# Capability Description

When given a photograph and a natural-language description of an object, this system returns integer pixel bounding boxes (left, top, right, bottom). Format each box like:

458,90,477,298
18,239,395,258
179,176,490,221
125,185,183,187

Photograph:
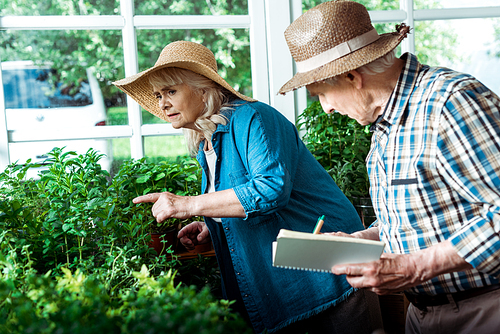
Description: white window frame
1,0,499,170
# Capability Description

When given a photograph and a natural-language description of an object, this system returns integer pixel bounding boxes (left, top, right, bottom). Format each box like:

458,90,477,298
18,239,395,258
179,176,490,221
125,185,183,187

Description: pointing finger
133,193,161,204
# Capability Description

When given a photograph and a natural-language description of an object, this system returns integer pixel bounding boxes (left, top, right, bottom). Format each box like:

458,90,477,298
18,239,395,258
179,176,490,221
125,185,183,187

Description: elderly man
279,1,500,333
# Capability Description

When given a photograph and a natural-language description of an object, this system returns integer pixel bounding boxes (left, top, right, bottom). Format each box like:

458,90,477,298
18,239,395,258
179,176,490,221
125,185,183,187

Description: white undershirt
204,147,222,223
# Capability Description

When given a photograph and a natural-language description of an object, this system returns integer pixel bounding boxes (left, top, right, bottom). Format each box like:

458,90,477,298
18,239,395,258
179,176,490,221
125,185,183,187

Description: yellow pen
313,215,325,234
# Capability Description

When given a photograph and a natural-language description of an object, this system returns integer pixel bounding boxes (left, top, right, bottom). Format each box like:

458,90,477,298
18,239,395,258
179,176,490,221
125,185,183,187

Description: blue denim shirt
196,100,364,333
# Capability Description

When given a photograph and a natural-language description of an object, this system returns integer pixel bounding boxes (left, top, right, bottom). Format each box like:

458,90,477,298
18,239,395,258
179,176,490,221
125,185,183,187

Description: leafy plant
175,254,222,298
297,101,373,202
0,148,178,278
0,261,250,333
0,148,249,333
111,156,202,234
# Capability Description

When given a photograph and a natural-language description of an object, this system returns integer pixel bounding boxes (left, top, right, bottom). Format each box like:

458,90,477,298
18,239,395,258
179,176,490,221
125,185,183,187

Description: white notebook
272,229,385,273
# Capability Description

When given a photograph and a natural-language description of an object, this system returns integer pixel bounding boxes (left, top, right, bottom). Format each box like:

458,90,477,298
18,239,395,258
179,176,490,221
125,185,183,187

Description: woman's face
152,83,205,130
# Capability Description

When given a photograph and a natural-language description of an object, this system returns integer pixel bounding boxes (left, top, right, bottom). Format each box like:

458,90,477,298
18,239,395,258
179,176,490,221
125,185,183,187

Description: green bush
0,148,250,333
297,101,373,202
0,263,249,334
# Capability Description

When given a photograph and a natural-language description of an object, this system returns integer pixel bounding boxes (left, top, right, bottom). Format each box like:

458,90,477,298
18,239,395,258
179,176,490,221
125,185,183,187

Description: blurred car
1,60,112,177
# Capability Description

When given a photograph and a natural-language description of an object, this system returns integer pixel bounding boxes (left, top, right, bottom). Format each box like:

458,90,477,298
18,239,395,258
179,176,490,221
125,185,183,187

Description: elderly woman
113,41,381,334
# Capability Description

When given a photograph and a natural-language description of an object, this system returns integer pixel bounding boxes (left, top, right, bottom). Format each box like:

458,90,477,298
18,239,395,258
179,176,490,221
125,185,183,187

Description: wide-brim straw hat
278,0,410,94
113,41,255,121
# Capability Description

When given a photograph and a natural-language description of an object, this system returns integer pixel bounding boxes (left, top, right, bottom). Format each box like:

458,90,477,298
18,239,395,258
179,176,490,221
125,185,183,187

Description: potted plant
297,101,375,227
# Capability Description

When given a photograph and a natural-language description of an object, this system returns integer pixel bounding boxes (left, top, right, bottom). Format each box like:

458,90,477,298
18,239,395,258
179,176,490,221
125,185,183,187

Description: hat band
295,29,380,73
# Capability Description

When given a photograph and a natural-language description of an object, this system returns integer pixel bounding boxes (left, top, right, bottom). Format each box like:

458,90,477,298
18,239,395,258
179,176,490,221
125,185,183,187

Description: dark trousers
275,289,384,334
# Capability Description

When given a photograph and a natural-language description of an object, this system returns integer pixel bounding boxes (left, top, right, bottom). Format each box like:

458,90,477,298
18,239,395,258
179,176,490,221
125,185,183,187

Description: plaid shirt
367,53,500,295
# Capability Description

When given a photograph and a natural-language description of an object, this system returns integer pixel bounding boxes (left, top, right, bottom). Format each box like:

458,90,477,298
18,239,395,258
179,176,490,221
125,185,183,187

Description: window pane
1,29,123,172
417,18,500,95
0,0,119,15
135,28,252,125
303,0,399,12
144,136,189,162
415,0,499,10
135,0,248,16
2,65,93,109
110,137,131,176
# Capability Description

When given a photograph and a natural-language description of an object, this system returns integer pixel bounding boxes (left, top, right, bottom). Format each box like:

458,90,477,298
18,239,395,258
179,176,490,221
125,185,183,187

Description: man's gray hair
324,50,397,86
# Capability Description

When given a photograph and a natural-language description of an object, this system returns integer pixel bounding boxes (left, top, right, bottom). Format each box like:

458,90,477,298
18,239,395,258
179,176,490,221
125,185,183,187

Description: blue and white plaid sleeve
437,85,500,278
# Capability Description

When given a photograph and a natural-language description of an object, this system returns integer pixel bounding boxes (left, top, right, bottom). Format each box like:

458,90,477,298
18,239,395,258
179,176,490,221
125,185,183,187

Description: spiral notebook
272,229,385,273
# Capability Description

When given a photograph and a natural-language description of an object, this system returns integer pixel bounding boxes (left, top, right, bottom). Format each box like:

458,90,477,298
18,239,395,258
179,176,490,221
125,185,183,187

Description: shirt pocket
390,168,421,187
391,178,418,186
389,173,422,209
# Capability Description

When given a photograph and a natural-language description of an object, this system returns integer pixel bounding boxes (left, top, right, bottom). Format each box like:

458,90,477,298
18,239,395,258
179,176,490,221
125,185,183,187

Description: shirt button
225,227,229,230
244,294,249,297
231,249,235,252
237,272,240,275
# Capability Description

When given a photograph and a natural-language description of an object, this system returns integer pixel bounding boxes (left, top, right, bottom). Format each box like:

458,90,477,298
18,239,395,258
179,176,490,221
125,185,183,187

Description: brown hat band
296,28,380,73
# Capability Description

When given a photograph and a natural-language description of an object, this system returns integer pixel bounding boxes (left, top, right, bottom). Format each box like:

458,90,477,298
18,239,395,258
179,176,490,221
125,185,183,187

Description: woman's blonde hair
148,68,236,156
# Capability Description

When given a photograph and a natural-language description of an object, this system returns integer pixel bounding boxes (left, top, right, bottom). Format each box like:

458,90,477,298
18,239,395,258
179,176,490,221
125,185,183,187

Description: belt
405,284,500,311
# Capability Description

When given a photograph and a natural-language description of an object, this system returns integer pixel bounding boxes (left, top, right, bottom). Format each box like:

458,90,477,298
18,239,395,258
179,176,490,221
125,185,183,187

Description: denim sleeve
230,103,299,219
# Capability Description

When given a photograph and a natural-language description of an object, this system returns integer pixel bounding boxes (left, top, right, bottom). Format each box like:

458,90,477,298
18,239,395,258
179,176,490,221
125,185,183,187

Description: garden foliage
0,148,250,333
297,101,373,201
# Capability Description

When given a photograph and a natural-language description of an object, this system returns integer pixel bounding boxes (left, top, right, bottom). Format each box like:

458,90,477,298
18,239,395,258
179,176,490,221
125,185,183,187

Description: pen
313,215,325,234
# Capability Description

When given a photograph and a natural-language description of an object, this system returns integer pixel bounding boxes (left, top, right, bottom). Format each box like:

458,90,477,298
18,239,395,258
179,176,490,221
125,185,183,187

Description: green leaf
136,175,150,184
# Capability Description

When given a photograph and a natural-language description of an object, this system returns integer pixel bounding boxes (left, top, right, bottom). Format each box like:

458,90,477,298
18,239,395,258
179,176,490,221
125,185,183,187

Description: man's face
306,77,375,126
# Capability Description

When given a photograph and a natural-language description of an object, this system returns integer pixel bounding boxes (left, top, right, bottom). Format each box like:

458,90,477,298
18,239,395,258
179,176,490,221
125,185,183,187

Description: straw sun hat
278,0,411,94
113,41,255,121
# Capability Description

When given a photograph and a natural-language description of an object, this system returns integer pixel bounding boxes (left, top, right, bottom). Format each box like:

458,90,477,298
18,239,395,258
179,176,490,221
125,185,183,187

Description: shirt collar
371,53,422,131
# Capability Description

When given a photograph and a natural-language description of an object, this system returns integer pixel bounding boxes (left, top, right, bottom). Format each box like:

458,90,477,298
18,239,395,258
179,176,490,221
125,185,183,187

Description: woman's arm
133,189,245,223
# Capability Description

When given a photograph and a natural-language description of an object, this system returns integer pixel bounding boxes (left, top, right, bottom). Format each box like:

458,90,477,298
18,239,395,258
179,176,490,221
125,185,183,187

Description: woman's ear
346,70,363,89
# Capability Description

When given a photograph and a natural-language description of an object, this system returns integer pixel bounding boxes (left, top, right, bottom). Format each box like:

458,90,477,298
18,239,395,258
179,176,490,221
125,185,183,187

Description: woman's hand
133,189,246,222
178,221,211,251
133,192,193,222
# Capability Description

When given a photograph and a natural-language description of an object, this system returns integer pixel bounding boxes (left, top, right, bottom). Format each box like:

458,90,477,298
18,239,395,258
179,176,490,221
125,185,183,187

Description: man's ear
346,70,363,89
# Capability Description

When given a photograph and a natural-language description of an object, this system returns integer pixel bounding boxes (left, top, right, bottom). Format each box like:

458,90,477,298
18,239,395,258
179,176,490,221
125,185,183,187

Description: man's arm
332,240,472,295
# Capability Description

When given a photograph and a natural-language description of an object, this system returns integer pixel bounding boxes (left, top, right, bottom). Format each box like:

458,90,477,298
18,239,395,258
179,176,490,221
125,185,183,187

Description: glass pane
411,19,458,66
0,0,119,16
415,0,499,10
135,0,248,15
2,66,93,109
144,136,189,162
110,138,131,176
135,28,252,125
416,18,500,95
303,0,399,12
1,29,123,172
